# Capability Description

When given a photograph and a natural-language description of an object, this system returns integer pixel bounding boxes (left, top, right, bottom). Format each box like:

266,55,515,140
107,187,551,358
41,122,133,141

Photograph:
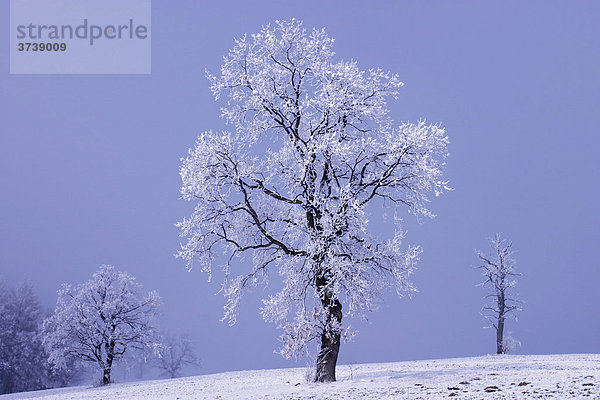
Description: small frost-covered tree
477,234,522,354
43,265,160,385
155,333,200,378
177,19,450,382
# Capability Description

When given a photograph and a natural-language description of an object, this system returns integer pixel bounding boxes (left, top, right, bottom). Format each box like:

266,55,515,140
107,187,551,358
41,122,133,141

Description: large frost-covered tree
177,19,450,382
477,234,522,354
42,265,160,385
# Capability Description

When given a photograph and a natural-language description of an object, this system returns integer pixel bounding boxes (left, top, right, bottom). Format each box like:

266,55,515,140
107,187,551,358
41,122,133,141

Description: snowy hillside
2,354,598,399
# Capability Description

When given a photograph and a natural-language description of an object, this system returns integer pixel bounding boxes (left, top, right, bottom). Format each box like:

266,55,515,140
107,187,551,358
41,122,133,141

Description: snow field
2,354,598,399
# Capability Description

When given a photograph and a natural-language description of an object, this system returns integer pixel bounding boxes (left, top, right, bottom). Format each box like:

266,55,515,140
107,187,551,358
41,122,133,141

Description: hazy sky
1,1,599,375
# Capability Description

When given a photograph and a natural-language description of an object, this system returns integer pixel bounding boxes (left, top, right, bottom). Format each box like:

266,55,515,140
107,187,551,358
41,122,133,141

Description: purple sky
1,1,599,375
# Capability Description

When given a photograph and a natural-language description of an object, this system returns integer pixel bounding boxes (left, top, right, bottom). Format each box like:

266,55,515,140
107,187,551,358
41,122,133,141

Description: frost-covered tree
177,19,450,382
42,265,160,385
477,234,522,354
0,281,52,394
155,333,200,378
0,279,18,394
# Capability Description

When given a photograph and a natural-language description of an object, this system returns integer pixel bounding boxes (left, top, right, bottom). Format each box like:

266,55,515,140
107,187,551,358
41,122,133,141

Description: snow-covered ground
2,354,598,399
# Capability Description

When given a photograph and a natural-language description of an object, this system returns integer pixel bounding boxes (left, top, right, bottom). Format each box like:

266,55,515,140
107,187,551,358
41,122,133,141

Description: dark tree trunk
102,368,111,385
102,340,115,385
315,276,342,382
496,293,505,354
308,162,344,382
496,315,505,354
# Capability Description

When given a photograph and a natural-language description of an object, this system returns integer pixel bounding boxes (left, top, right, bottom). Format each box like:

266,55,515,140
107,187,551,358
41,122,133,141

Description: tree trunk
102,367,111,385
496,316,505,354
496,293,505,354
308,163,343,382
314,276,342,382
102,342,115,385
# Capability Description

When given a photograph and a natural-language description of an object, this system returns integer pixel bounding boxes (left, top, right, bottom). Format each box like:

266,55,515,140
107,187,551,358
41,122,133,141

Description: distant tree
43,265,160,385
477,234,522,354
0,281,52,394
502,331,521,354
0,279,16,393
155,333,200,378
177,19,450,382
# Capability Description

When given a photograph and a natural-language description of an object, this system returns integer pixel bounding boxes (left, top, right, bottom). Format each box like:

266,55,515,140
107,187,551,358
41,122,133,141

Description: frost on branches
42,265,160,385
477,234,522,355
177,19,450,382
